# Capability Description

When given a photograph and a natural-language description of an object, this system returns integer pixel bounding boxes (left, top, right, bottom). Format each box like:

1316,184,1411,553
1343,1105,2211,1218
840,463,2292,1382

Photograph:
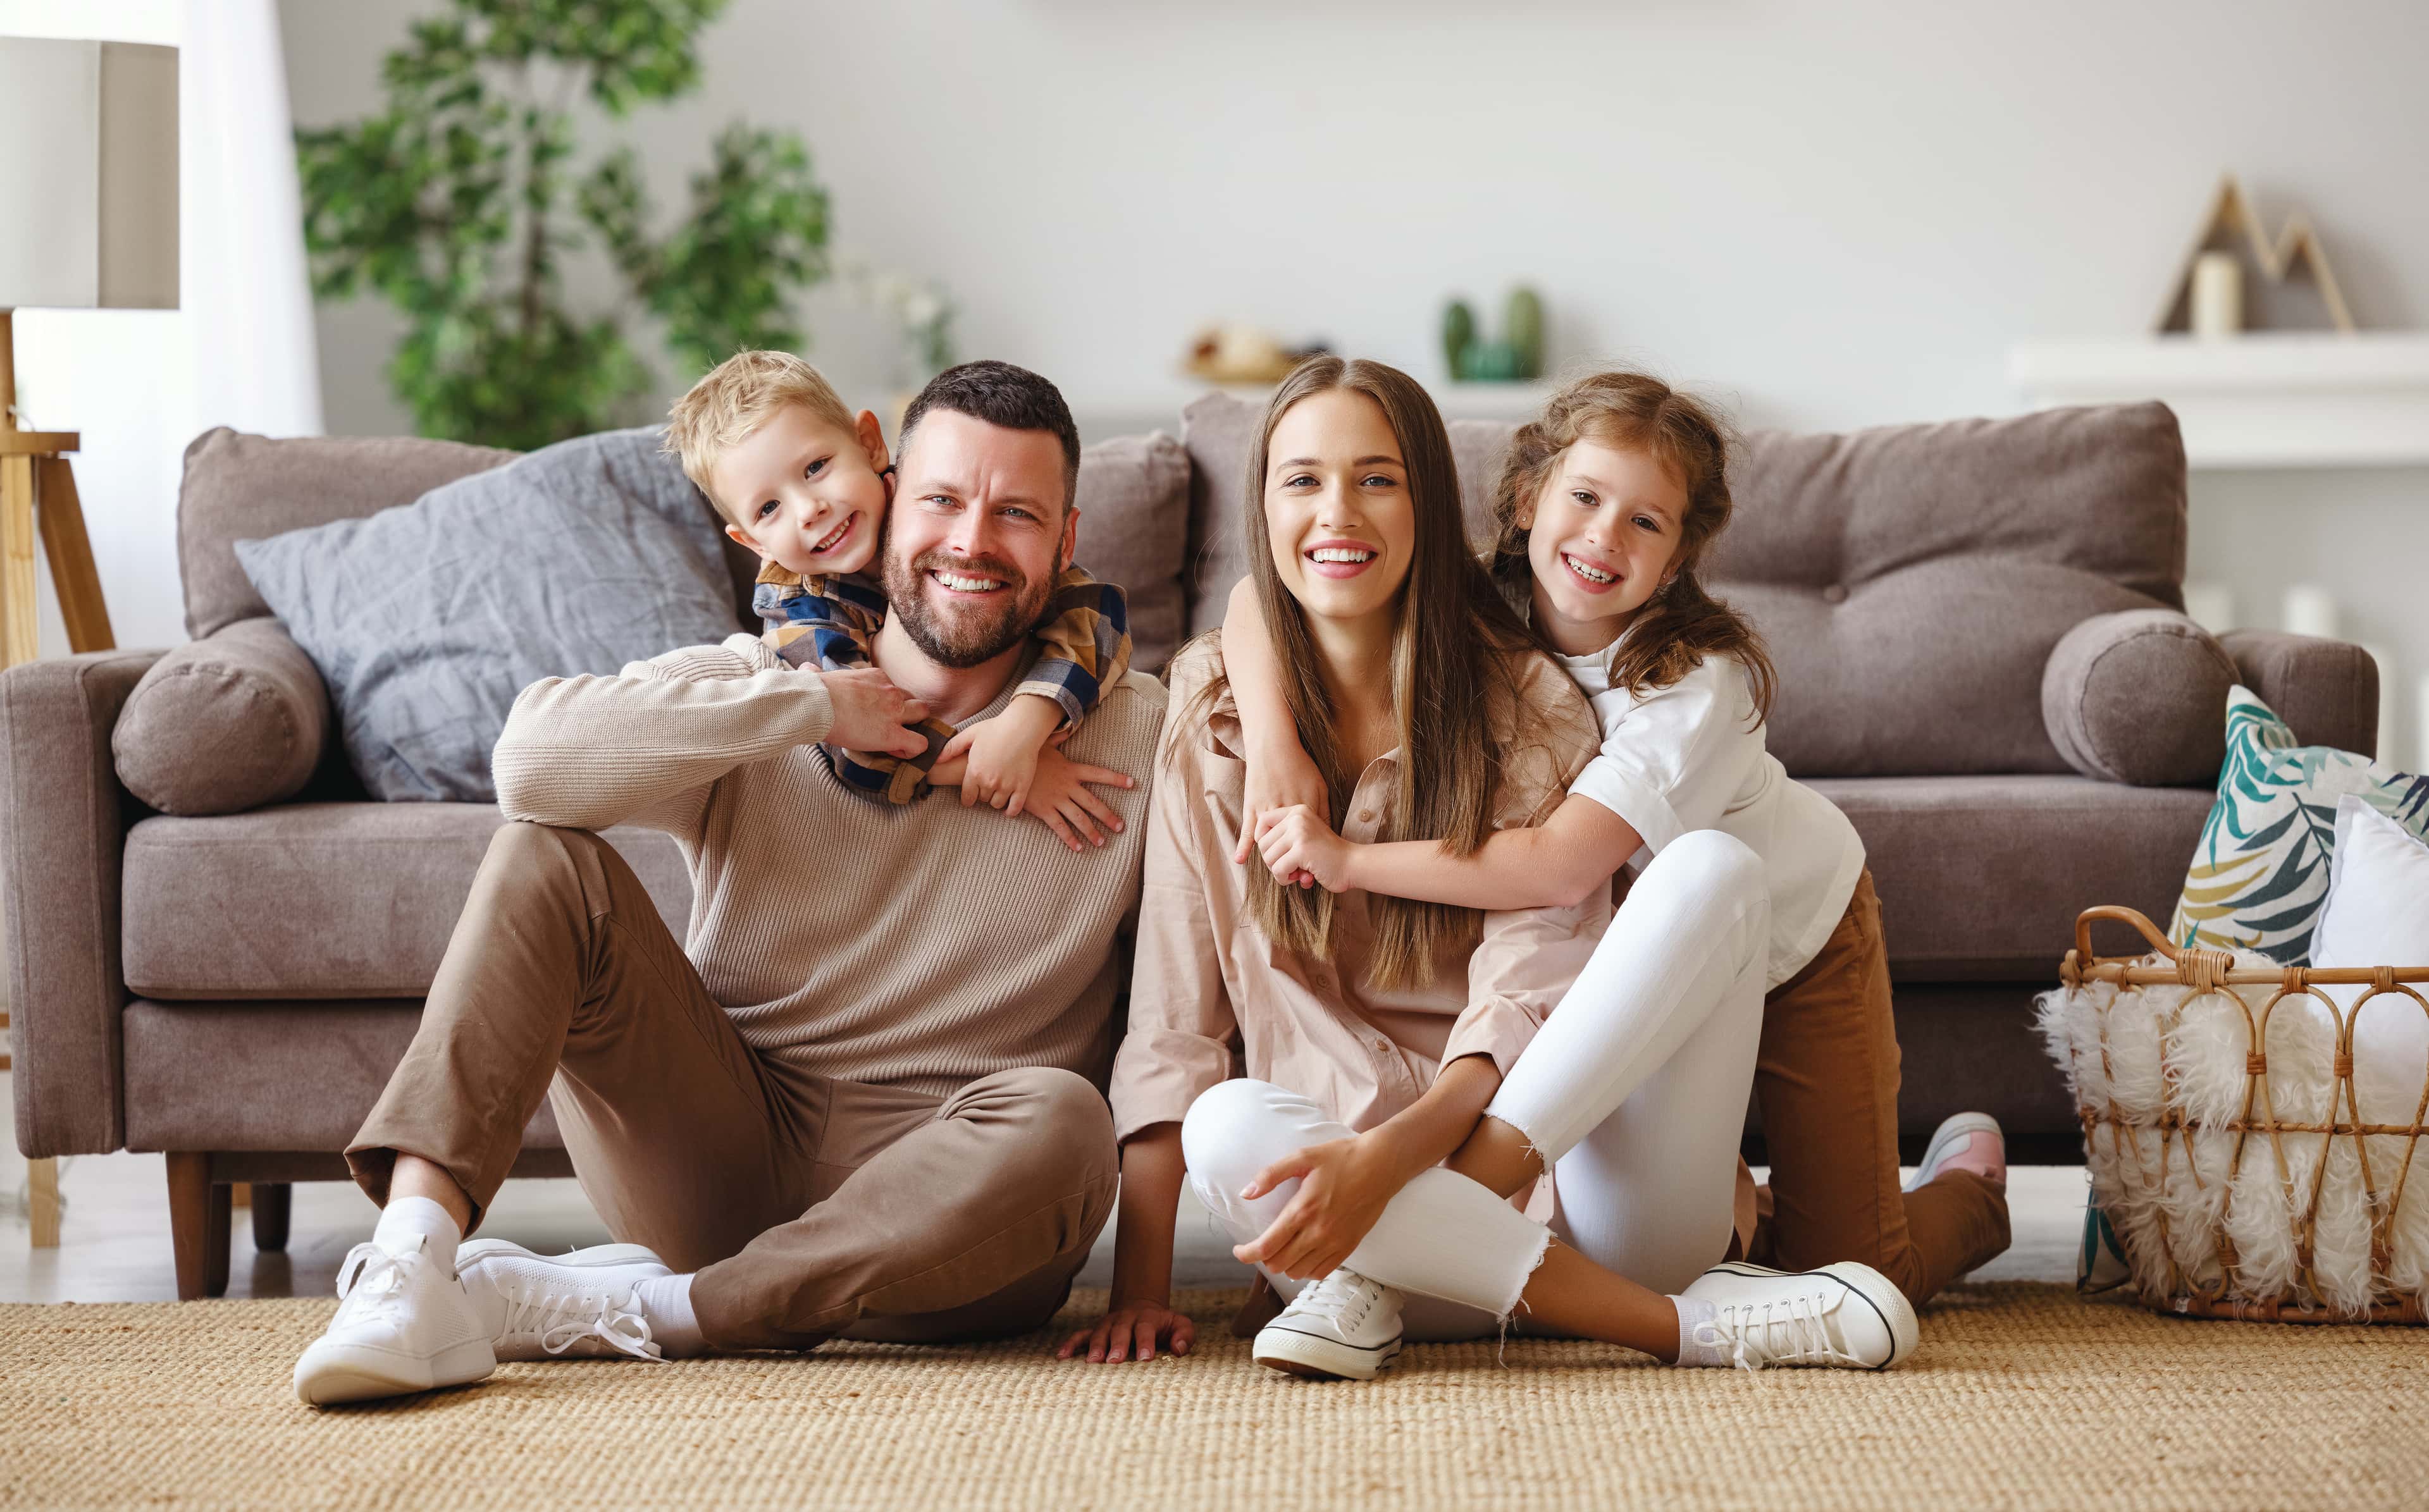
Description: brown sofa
2,396,2378,1298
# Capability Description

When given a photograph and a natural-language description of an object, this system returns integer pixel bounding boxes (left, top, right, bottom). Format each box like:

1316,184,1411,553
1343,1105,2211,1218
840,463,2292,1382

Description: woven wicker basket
2053,906,2429,1323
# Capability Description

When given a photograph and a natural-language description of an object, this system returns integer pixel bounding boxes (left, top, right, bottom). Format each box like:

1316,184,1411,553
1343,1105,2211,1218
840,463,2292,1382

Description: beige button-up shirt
1111,641,1611,1148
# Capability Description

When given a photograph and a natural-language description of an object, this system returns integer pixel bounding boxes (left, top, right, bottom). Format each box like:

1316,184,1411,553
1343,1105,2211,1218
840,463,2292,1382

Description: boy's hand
1056,1300,1196,1363
819,667,929,758
1019,742,1134,852
1254,804,1356,892
1232,741,1327,887
937,694,1064,816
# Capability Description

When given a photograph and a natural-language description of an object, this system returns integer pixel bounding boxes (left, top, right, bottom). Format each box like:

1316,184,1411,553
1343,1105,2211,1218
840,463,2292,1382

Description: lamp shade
0,39,178,310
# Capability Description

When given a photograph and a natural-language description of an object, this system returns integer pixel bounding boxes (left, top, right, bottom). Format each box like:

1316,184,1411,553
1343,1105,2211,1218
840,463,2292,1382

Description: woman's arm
1229,1055,1504,1281
1220,576,1326,870
1058,1125,1196,1362
1257,790,1643,911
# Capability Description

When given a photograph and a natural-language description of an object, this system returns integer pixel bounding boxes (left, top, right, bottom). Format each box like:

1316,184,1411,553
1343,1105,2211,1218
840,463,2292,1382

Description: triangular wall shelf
2154,175,2357,335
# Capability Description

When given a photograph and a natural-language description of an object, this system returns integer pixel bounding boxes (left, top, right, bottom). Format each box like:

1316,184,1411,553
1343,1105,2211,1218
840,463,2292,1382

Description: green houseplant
297,0,831,450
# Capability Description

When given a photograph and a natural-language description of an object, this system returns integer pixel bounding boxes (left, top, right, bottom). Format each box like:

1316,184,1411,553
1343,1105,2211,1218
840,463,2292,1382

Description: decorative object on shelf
1182,324,1328,385
1440,285,1547,382
0,35,173,1253
2040,904,2428,1322
2156,175,2356,336
297,0,831,450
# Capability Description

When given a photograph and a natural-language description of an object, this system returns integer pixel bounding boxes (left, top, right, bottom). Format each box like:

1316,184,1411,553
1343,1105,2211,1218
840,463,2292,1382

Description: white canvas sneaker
1679,1261,1919,1370
1904,1111,2005,1192
293,1234,498,1406
454,1239,671,1363
1252,1269,1404,1380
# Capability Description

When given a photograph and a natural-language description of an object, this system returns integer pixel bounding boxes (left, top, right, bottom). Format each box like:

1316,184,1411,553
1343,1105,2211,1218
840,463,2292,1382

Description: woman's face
1262,388,1419,631
1523,438,1688,656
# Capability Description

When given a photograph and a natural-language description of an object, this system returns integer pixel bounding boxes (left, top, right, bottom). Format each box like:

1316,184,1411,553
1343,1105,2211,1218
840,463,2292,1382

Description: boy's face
708,403,892,577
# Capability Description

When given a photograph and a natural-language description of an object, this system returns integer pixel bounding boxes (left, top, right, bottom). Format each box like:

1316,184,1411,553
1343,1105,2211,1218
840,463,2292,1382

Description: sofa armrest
1,648,165,1156
2216,630,2380,758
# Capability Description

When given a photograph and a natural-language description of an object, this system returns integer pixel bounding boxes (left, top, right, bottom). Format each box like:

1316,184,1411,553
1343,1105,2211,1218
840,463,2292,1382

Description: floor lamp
0,39,178,1250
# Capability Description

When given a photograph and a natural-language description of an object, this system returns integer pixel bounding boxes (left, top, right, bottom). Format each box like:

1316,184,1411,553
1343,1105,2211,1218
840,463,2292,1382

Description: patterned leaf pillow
2171,686,2429,962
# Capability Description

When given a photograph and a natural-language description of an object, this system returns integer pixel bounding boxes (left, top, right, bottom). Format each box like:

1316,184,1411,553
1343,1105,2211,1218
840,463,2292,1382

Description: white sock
1671,1296,1727,1368
633,1273,706,1358
373,1195,462,1263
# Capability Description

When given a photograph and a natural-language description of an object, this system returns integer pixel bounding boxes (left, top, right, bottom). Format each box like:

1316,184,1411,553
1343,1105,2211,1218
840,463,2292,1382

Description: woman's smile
1304,539,1381,579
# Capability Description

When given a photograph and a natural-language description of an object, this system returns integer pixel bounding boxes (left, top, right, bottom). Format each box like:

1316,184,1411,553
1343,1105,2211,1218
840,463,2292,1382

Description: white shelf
1069,378,1557,439
2008,333,2429,469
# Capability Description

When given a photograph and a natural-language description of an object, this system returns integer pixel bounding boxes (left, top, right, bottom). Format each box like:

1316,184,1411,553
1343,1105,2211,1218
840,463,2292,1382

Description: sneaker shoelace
1287,1270,1380,1331
1695,1289,1860,1370
498,1279,664,1362
333,1239,420,1321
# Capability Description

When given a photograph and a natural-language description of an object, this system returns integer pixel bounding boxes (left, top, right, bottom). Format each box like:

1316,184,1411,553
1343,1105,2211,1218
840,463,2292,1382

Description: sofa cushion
1075,432,1190,672
121,804,691,999
112,618,330,815
235,427,746,802
180,428,517,639
2040,610,2234,786
121,1000,565,1154
1810,773,2215,980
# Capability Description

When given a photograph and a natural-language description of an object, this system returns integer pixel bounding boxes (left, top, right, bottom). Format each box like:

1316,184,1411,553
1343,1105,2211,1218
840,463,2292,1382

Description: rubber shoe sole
455,1238,667,1271
294,1335,496,1406
1699,1260,1920,1369
1252,1323,1404,1381
1904,1112,2004,1192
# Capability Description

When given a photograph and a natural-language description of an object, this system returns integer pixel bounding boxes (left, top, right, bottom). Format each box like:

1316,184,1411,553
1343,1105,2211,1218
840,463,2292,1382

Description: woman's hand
1254,805,1357,892
1056,1299,1196,1363
1230,1133,1407,1281
1233,742,1326,885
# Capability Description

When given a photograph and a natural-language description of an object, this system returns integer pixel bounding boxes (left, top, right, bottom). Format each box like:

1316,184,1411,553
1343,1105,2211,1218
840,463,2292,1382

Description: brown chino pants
1746,870,2013,1306
347,822,1120,1351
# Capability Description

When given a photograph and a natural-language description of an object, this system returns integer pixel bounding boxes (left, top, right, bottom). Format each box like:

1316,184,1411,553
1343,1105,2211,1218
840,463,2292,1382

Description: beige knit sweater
492,632,1167,1096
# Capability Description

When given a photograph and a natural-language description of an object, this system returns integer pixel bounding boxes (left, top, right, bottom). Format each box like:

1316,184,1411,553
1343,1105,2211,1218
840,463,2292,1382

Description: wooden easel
1,307,118,1249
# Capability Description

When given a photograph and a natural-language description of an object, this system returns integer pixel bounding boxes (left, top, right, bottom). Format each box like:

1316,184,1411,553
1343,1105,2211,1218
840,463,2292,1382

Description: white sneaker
1252,1269,1404,1380
1679,1261,1919,1370
454,1239,671,1363
1905,1111,2006,1192
294,1235,498,1406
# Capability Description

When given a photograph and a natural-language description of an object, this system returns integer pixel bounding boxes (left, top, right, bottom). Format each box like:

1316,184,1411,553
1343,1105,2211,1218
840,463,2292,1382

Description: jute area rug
3,1283,2421,1510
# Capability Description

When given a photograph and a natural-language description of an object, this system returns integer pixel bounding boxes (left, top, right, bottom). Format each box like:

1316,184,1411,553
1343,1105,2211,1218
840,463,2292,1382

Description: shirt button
1821,583,1849,604
1356,809,1375,823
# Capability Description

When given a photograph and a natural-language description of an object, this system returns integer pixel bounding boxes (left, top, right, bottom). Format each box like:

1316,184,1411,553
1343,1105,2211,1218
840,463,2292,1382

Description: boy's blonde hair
664,350,856,520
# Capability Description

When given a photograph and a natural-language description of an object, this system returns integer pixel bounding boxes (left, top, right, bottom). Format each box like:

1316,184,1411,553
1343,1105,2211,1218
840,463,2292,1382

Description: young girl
1063,357,1917,1382
1238,370,2012,1310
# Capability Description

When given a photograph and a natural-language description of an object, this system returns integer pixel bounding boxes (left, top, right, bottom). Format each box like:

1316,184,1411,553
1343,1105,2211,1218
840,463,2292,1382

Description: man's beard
883,544,1060,669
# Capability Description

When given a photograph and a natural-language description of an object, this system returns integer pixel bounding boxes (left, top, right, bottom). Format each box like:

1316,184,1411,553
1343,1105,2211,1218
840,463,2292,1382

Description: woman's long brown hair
1192,356,1551,988
1487,370,1777,721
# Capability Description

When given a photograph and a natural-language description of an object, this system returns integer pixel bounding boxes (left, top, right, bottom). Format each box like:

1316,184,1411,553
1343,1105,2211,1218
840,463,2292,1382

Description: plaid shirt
755,561,1132,804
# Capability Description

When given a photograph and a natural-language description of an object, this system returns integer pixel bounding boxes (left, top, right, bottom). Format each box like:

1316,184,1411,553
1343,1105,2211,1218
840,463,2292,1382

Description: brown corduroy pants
1748,870,2013,1306
347,822,1120,1352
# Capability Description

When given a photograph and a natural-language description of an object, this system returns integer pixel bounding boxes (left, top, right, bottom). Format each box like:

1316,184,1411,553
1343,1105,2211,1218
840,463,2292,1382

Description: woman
1061,358,1913,1379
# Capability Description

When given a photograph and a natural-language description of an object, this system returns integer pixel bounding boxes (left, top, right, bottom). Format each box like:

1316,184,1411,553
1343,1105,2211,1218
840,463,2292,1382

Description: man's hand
1254,804,1357,892
1018,742,1132,852
1056,1300,1196,1363
937,694,1063,816
819,667,929,758
1232,741,1327,885
1230,1133,1407,1282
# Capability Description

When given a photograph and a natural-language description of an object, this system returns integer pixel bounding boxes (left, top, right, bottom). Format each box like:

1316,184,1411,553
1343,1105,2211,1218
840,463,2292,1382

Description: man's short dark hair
896,360,1082,509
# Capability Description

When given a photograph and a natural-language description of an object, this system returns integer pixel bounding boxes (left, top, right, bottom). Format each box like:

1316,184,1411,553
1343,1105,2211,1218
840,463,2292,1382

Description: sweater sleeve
492,632,834,839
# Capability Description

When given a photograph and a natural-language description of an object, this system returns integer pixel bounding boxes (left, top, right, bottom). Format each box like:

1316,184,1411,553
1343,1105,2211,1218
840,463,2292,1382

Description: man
294,362,1166,1404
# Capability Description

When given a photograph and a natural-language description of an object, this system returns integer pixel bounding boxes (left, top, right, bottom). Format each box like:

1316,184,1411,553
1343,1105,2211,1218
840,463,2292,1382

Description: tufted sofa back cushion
1180,396,2187,779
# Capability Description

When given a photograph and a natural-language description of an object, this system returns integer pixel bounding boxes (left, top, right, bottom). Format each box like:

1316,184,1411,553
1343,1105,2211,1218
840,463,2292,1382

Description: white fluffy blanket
2037,954,2429,1315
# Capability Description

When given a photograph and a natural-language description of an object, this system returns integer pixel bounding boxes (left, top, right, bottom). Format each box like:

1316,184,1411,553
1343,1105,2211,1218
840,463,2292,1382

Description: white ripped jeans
1182,829,1771,1341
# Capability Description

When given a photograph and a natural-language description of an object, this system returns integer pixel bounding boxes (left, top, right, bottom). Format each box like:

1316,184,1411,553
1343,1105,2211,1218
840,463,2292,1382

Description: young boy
664,350,1130,828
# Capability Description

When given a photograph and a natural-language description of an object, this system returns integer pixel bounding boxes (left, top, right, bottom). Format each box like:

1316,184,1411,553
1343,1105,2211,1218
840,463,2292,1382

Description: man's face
882,409,1079,669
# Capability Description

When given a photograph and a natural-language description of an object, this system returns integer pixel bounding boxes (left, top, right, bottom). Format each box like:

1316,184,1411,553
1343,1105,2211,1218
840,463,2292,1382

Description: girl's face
1523,438,1688,657
1262,388,1418,631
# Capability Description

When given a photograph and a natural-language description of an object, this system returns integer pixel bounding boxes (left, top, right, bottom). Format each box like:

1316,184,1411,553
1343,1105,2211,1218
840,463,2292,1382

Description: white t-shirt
1555,644,1865,990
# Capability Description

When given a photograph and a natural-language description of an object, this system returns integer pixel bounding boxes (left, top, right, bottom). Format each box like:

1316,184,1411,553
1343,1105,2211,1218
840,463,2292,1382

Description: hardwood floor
3,1149,2088,1303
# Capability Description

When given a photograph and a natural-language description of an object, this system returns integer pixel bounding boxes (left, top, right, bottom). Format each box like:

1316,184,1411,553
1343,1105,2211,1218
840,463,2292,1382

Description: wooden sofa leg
250,1182,292,1253
28,1157,59,1246
166,1153,231,1299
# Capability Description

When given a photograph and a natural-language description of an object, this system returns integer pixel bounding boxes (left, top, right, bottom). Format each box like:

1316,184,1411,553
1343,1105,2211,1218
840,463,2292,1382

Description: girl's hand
1233,742,1326,885
1056,1300,1196,1363
1230,1133,1404,1281
1254,805,1356,892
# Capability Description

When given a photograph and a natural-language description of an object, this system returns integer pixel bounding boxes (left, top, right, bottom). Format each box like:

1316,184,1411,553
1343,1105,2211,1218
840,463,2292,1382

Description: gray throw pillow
235,426,743,802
